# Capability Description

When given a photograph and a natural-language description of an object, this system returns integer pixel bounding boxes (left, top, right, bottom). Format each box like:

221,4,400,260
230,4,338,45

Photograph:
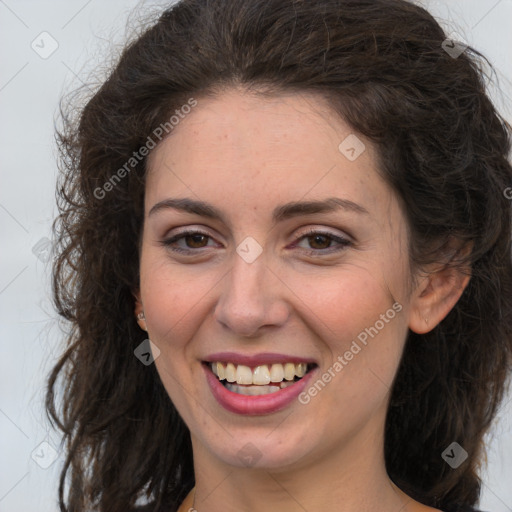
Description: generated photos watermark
298,301,403,404
93,98,198,200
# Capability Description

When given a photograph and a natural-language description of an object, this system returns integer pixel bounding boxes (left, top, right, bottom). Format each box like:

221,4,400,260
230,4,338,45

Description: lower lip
203,364,317,415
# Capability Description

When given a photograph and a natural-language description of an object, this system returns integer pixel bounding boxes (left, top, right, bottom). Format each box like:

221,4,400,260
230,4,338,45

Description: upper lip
203,352,318,367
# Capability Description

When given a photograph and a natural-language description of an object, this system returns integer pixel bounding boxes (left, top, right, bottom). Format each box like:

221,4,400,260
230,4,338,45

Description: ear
133,289,147,332
408,242,472,334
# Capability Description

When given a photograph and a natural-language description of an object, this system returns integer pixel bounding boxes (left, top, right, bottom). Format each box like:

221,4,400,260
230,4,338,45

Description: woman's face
138,88,414,470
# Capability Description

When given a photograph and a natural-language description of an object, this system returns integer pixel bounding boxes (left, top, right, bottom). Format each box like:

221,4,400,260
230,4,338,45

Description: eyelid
294,225,353,242
164,226,212,238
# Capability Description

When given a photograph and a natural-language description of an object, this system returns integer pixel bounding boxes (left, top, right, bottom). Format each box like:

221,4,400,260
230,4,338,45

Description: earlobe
408,263,471,335
133,290,148,332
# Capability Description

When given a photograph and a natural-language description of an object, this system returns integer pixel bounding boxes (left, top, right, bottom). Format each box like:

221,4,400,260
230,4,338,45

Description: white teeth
225,383,281,395
236,365,253,385
295,363,307,378
209,361,312,386
269,363,284,382
283,363,296,381
224,380,296,395
216,362,225,380
252,365,271,385
225,363,237,383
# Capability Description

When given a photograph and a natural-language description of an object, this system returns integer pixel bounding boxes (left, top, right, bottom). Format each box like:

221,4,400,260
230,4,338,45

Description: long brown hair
46,0,512,511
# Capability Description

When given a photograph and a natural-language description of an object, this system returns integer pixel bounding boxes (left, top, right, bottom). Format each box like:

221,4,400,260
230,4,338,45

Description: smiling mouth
203,361,318,396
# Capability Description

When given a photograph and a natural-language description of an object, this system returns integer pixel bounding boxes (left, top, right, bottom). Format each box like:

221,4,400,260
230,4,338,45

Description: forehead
145,88,392,221
149,89,352,165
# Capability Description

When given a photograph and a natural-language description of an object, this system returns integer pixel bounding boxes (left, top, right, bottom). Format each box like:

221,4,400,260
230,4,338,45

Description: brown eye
161,230,216,254
184,233,209,248
306,234,332,250
294,229,352,255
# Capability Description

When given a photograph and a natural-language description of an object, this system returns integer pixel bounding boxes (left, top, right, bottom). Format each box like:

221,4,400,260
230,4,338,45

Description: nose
214,250,290,338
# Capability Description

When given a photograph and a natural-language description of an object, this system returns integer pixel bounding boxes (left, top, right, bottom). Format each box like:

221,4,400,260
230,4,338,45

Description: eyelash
160,228,352,256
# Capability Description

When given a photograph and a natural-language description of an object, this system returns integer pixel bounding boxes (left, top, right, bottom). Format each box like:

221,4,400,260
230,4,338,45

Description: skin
134,87,470,512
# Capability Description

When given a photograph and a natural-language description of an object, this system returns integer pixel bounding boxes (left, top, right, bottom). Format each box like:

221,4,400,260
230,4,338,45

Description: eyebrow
148,196,369,223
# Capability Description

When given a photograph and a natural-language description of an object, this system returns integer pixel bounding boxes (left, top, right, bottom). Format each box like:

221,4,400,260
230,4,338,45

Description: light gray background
1,1,511,511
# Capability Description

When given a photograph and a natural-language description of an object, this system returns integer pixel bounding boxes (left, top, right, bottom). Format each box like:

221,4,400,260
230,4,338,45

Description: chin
204,429,316,471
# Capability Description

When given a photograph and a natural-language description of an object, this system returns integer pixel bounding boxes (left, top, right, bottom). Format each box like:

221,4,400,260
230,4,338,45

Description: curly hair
46,0,512,511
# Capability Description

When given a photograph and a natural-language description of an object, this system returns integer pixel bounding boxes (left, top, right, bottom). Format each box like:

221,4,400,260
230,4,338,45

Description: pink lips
202,353,318,415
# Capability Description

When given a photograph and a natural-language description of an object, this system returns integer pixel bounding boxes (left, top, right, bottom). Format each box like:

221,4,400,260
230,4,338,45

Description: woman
46,0,512,511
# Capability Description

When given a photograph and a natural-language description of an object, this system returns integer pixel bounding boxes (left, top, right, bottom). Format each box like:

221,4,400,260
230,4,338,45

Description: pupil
310,235,330,249
187,234,207,248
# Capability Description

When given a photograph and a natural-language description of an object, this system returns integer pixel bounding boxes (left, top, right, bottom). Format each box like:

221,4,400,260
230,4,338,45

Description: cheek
138,256,206,410
303,266,401,338
139,253,215,345
299,264,407,405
